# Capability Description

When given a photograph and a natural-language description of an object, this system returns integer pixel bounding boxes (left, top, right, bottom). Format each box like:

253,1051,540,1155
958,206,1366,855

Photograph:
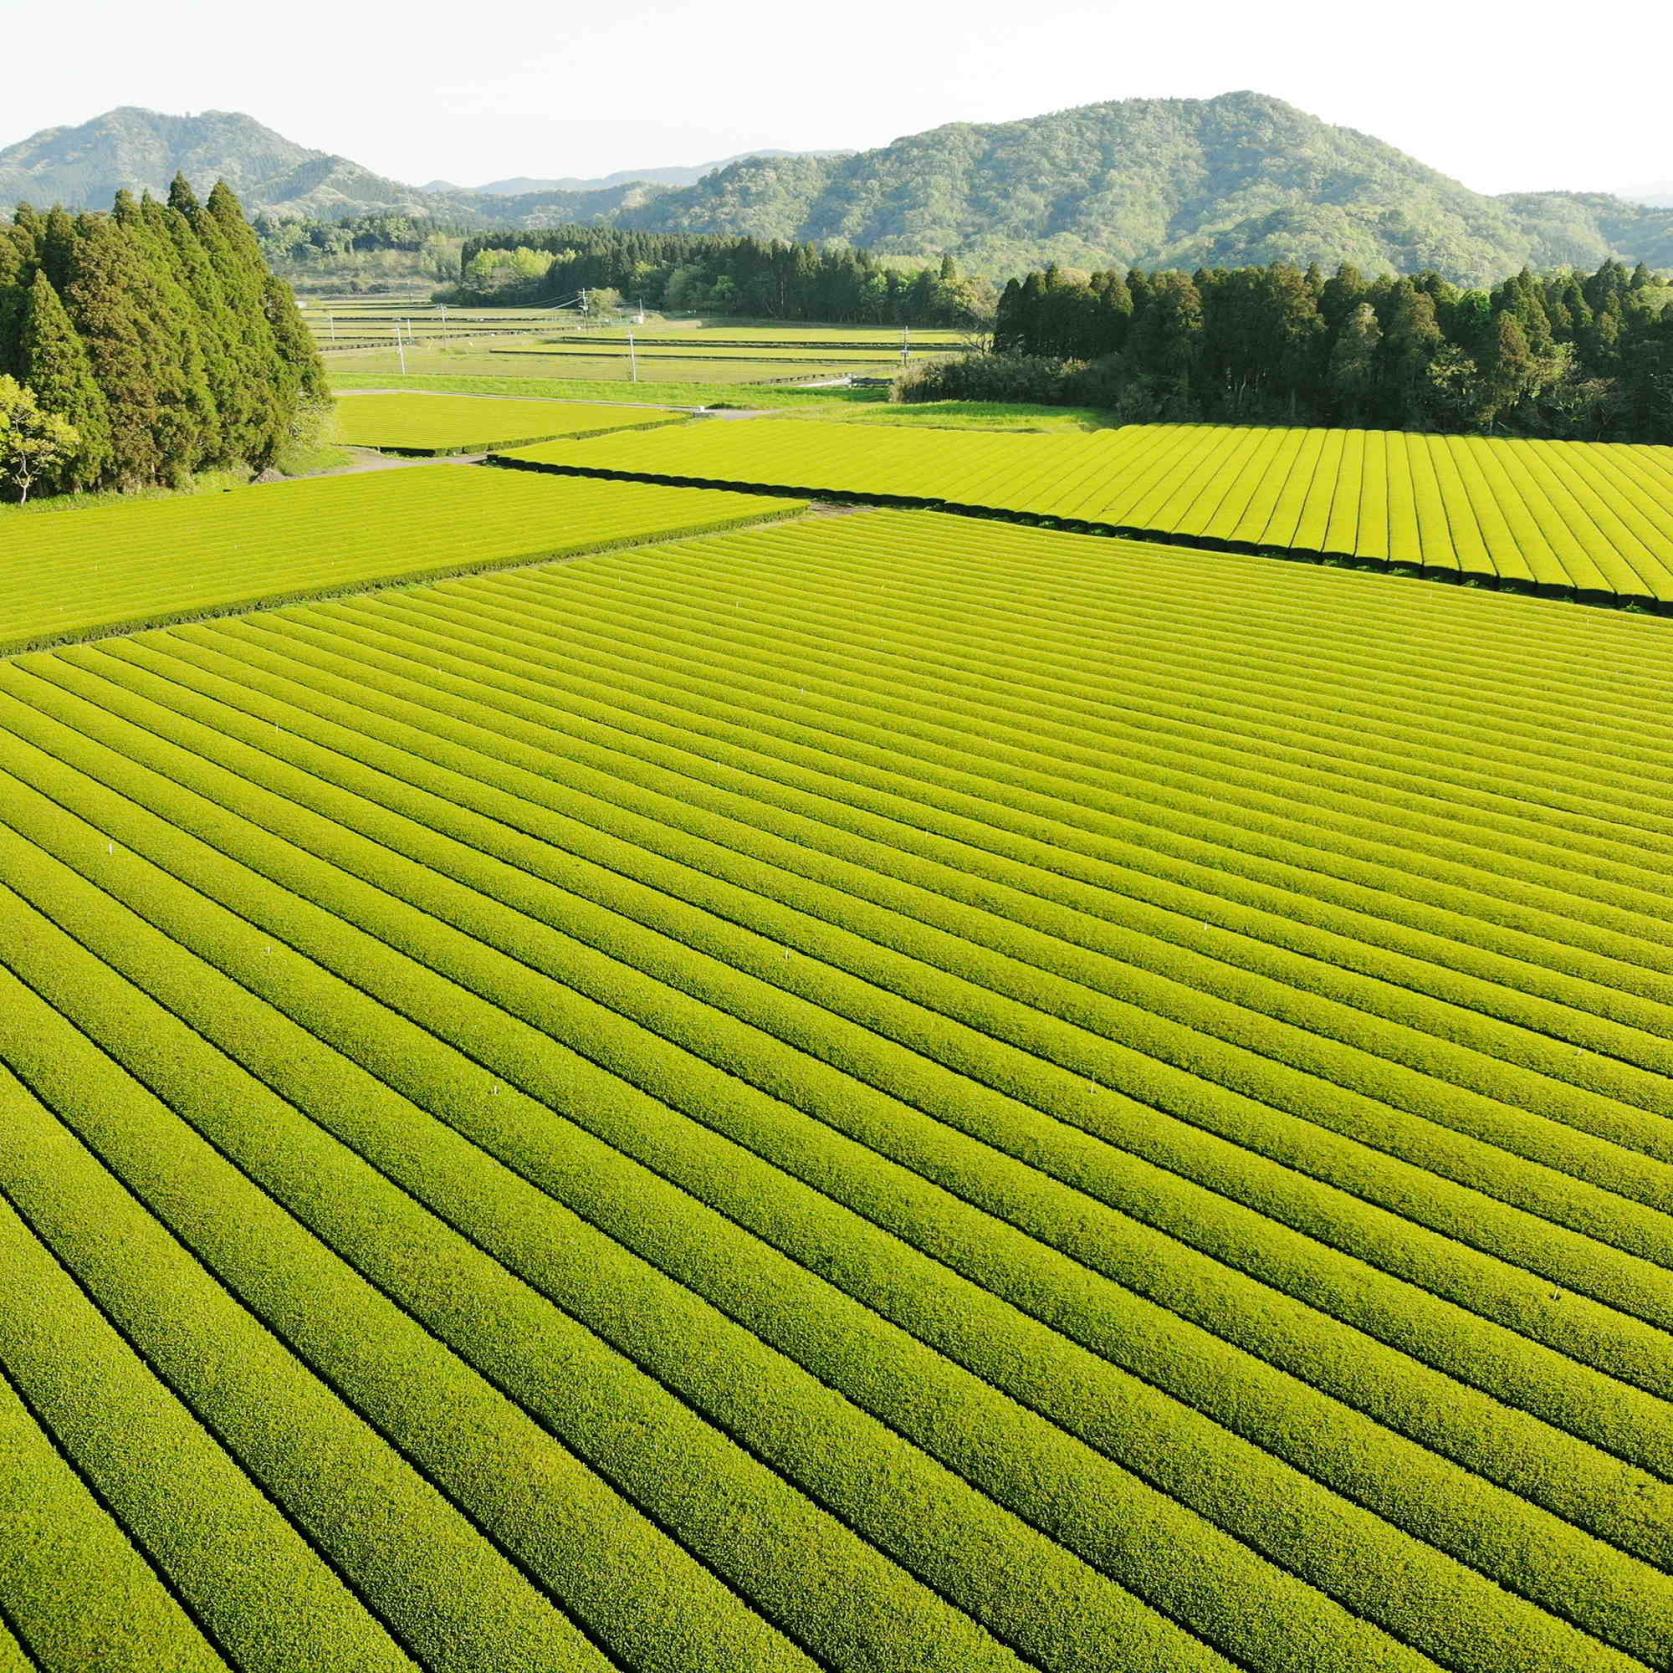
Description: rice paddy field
5,403,1673,1673
332,393,687,454
497,418,1673,603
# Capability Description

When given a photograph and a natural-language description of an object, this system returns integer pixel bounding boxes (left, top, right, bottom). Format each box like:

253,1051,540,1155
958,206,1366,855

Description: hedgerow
129,605,1673,1305
0,711,1380,1673
1,882,1013,1673
15,633,1672,1398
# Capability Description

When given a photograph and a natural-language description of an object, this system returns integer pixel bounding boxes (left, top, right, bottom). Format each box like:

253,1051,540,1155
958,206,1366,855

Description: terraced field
2,503,1671,1672
0,467,801,653
497,418,1673,604
333,393,686,454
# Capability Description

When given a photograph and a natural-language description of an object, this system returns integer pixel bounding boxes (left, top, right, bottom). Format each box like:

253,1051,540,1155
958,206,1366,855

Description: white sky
3,0,1669,196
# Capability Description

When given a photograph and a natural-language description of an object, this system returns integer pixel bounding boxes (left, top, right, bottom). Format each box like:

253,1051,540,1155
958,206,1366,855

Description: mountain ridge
470,150,838,195
4,97,1670,286
613,93,1673,285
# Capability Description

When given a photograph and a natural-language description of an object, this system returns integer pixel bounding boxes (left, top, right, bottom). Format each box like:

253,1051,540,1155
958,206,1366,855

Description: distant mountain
473,151,830,195
4,99,1670,287
615,93,1673,286
1620,180,1673,208
0,111,825,226
0,107,445,219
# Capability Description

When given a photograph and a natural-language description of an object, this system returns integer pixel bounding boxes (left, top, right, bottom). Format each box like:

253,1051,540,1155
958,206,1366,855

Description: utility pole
628,332,637,383
394,325,407,376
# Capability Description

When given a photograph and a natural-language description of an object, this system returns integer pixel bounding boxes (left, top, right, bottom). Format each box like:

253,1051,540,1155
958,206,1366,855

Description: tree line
256,212,465,292
902,260,1673,442
0,178,325,501
453,225,997,326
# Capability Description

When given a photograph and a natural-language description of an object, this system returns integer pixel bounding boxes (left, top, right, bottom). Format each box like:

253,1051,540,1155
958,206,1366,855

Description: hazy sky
4,0,1669,195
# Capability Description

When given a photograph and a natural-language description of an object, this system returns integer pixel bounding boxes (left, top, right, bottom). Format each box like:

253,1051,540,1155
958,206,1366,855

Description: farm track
2,506,1671,1671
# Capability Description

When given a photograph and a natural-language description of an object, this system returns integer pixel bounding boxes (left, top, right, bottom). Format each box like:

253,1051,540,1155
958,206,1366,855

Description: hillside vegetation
0,109,449,223
622,93,1673,284
8,97,1673,286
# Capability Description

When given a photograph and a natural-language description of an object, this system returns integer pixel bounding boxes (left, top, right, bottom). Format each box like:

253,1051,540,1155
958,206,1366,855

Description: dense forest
454,225,997,326
256,212,466,292
900,259,1673,442
609,94,1673,284
0,178,325,499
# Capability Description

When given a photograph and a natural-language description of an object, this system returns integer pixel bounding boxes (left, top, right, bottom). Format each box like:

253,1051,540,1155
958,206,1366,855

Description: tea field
0,466,801,653
332,393,687,454
498,418,1673,602
2,485,1671,1672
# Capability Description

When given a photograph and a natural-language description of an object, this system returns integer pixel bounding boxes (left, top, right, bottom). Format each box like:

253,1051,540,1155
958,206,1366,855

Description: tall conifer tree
62,209,172,485
18,269,111,489
133,191,222,466
198,181,289,461
0,228,29,377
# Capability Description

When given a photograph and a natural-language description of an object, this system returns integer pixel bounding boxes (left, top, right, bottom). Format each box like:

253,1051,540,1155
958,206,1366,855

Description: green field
0,467,802,653
491,342,925,365
328,340,885,386
2,503,1672,1671
496,418,1673,603
303,306,967,386
303,302,970,350
333,393,688,453
551,325,972,346
307,306,955,393
327,369,1112,430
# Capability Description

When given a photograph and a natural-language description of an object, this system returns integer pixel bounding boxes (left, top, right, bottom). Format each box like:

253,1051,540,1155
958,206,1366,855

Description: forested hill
621,93,1673,286
0,110,697,225
7,97,1673,286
